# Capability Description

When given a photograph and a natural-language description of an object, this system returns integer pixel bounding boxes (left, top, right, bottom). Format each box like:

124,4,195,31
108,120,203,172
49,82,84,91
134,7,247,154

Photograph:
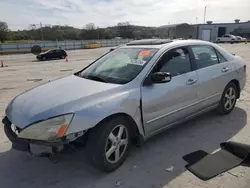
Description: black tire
86,116,132,172
42,56,46,61
217,82,238,115
61,55,65,59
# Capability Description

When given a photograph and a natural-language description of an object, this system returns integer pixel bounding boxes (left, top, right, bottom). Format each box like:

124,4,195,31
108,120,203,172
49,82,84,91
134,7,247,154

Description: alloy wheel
224,87,236,111
105,124,128,164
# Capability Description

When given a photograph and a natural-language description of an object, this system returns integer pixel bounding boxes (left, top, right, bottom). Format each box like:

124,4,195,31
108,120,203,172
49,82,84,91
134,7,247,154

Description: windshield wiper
83,74,108,83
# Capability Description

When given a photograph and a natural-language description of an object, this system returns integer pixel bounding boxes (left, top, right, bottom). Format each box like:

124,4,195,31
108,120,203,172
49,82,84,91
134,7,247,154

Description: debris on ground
27,79,43,82
1,87,15,90
227,172,238,178
0,60,8,68
48,154,60,163
60,69,73,72
165,166,174,172
218,173,224,177
115,181,123,187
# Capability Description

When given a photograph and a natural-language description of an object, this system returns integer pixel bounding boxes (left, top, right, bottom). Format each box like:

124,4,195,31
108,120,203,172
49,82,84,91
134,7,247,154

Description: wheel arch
229,79,240,98
88,113,141,141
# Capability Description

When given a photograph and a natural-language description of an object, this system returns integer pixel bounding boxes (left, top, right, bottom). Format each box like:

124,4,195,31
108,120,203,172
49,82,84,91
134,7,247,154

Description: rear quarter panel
233,56,247,91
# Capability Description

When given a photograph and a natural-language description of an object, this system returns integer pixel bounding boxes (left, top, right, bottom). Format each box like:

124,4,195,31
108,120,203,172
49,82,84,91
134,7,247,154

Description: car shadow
0,107,247,188
31,60,40,62
32,59,64,63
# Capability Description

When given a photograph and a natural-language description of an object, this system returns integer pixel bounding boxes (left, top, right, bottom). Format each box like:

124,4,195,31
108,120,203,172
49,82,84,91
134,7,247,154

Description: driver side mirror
144,72,172,85
151,72,172,83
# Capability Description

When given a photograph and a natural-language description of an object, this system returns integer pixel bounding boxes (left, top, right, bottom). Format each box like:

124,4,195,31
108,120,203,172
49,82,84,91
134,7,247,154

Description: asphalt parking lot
1,44,250,188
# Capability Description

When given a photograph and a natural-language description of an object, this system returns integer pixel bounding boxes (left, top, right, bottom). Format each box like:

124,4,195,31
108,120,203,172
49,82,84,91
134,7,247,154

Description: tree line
0,21,170,43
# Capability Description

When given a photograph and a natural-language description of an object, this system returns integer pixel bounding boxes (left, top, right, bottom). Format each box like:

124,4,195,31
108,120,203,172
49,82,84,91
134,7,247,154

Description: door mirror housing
151,72,172,83
144,72,172,85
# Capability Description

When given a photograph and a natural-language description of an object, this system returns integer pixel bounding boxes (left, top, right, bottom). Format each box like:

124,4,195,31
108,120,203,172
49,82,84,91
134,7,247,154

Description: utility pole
40,22,44,41
96,27,100,40
204,6,207,24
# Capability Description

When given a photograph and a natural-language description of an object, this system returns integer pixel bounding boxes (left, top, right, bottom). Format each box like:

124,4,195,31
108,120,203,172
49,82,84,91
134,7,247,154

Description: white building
193,19,250,42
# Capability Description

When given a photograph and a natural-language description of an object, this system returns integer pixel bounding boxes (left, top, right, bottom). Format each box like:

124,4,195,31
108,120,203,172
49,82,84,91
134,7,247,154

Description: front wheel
86,116,132,172
217,82,238,114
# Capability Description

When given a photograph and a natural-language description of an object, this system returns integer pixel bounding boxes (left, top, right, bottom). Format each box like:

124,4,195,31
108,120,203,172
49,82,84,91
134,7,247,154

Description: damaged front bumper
2,116,70,155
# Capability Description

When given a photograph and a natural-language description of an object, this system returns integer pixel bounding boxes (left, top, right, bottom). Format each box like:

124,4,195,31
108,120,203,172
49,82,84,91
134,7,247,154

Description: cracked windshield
0,0,250,188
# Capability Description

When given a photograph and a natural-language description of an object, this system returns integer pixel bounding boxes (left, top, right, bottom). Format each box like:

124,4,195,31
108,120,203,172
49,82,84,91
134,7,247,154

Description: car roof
123,39,235,61
48,49,65,51
126,39,173,46
121,39,218,49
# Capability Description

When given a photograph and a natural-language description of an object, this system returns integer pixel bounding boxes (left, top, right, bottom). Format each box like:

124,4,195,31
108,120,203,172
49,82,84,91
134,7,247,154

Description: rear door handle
186,79,197,85
221,67,229,73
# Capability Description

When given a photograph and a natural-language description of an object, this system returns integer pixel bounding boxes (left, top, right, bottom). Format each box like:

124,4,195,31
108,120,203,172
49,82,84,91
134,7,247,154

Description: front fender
65,88,144,136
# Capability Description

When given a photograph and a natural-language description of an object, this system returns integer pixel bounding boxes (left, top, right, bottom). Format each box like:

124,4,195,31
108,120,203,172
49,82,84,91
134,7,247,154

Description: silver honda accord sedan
2,39,246,172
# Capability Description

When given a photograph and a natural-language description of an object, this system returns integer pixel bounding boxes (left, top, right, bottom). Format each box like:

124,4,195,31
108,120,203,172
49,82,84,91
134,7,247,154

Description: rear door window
49,50,56,53
56,49,62,55
216,50,228,63
191,46,219,69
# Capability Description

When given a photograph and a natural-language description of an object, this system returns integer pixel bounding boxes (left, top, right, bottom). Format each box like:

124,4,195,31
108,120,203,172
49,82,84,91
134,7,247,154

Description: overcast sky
0,0,250,30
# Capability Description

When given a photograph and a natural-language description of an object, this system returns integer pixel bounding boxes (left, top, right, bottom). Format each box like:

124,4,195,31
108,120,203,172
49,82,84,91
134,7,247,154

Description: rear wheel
217,82,238,114
86,116,132,172
61,55,65,59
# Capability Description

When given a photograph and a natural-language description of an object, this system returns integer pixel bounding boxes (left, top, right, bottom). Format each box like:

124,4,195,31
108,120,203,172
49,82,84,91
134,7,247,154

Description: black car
36,49,67,61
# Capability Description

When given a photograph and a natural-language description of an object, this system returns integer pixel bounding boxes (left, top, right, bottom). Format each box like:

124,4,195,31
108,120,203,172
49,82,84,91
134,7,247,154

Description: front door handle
221,67,229,73
186,79,197,85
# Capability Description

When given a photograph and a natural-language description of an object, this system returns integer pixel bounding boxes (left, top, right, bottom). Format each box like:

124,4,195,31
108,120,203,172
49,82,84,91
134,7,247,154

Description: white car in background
216,34,237,43
236,36,247,43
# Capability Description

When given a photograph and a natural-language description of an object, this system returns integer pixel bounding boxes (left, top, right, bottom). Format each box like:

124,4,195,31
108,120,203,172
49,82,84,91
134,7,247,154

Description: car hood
6,75,121,129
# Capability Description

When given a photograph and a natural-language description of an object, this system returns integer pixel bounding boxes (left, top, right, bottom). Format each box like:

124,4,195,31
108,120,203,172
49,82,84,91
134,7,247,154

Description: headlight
18,114,74,141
